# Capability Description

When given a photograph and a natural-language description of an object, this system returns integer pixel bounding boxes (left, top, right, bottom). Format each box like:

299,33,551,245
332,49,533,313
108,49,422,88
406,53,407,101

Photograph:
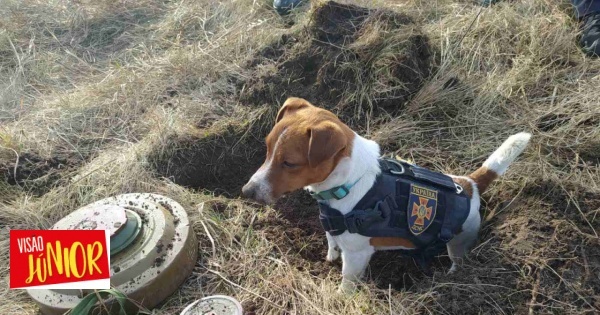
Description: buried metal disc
180,295,243,315
27,193,198,315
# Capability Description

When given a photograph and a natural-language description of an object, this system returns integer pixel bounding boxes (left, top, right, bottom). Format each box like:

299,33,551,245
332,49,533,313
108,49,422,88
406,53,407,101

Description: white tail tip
482,132,531,176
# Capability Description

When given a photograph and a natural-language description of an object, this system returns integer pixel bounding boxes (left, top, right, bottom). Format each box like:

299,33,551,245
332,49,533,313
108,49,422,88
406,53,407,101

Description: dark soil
536,113,571,132
255,191,336,276
150,120,268,197
0,151,79,195
424,178,600,314
511,179,600,311
237,1,432,127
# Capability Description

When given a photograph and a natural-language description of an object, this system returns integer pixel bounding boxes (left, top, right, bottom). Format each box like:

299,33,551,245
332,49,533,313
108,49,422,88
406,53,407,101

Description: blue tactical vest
316,159,471,260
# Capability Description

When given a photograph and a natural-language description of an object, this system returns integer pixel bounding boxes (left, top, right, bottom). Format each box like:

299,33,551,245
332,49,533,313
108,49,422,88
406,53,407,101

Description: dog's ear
307,121,347,168
276,97,312,123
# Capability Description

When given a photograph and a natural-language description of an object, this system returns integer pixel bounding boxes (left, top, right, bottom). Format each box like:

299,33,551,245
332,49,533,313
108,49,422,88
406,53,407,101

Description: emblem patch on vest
408,184,438,235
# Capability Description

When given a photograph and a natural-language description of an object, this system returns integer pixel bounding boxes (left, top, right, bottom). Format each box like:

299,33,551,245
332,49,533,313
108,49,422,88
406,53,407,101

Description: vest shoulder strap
379,158,458,191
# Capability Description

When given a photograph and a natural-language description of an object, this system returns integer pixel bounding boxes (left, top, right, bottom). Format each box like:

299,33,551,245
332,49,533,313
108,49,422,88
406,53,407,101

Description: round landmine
180,295,243,315
27,193,198,315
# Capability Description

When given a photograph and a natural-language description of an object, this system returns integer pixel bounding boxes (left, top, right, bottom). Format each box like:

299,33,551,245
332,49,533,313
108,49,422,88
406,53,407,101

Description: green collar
309,177,362,201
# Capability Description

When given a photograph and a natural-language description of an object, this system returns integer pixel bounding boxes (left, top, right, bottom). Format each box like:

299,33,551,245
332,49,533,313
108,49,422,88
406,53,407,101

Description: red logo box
10,230,110,289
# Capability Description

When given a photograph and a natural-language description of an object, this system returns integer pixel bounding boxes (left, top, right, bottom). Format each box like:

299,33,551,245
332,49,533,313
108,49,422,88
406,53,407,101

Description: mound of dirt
238,1,432,124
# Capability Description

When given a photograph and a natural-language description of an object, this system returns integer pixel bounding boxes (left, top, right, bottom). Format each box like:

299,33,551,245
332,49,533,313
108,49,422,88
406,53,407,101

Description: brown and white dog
242,97,531,292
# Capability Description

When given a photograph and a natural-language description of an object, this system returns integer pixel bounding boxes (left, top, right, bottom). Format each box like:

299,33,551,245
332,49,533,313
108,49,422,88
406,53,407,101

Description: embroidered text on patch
408,185,438,235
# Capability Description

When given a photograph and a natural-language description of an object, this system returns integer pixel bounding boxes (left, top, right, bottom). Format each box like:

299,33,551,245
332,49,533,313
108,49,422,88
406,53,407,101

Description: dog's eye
283,161,297,168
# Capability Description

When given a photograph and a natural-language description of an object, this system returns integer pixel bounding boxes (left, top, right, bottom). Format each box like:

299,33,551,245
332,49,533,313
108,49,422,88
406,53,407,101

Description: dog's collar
307,158,404,201
309,177,362,201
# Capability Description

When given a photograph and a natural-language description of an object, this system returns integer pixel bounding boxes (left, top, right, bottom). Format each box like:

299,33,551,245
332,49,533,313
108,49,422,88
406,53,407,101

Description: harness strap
319,201,386,236
439,194,455,242
319,208,346,236
411,165,457,190
439,185,471,242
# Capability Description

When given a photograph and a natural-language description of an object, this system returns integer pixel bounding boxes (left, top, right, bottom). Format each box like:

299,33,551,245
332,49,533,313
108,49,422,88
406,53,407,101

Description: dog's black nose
241,183,256,200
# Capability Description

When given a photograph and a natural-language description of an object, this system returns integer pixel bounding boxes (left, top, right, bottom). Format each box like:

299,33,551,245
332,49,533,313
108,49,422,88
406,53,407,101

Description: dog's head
242,98,354,204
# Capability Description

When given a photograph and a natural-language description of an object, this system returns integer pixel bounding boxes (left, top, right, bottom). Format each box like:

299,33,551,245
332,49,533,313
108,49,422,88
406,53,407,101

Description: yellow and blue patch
407,184,438,235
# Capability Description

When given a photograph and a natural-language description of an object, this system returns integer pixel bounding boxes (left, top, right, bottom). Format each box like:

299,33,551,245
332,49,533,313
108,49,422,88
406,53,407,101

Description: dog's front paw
326,247,340,262
337,280,357,294
447,262,463,275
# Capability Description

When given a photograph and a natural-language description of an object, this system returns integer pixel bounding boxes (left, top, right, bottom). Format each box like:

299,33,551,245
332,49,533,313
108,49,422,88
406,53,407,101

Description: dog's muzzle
241,181,272,205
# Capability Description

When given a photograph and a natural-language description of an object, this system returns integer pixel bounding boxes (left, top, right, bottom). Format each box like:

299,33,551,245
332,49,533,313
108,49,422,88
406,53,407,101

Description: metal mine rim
180,295,244,315
27,193,198,315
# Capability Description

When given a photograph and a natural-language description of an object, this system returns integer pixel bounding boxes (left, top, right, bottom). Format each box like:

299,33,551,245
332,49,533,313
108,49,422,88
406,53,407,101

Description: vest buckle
319,214,346,236
454,183,464,194
344,214,362,234
344,209,385,234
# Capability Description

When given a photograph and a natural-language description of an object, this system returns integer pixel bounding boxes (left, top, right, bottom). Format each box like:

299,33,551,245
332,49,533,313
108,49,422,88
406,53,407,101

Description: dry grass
1,0,599,314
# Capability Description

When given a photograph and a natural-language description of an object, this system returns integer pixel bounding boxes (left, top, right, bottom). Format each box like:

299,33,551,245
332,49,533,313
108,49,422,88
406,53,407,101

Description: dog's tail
468,132,531,194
